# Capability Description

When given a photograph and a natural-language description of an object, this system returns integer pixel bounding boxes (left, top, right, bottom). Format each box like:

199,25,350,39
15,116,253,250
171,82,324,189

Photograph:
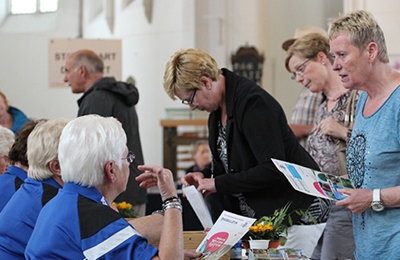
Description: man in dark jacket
63,49,147,217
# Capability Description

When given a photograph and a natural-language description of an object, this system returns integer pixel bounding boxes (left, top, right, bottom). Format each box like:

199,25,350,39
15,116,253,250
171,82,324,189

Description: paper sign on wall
48,38,122,88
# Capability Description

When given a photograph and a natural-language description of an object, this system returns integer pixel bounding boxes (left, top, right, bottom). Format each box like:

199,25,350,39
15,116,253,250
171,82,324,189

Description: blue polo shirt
25,182,158,259
0,177,62,259
0,166,27,212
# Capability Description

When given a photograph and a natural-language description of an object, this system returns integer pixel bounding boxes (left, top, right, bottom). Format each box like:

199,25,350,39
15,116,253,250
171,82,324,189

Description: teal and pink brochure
271,158,354,201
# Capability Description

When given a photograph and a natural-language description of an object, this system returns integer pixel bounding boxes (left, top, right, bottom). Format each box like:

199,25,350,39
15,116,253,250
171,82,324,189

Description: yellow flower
112,201,136,218
117,201,132,210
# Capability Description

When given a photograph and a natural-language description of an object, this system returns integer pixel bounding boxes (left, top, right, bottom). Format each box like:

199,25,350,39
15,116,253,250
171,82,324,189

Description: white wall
344,0,400,55
0,0,81,121
0,0,343,167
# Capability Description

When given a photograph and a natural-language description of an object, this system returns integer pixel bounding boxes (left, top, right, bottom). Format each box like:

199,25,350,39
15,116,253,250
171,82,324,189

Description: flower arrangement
112,201,137,218
244,202,306,242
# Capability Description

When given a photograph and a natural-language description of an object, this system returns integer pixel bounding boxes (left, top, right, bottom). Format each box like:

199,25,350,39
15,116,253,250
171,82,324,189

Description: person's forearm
289,124,313,138
157,208,184,259
128,214,163,246
381,186,400,208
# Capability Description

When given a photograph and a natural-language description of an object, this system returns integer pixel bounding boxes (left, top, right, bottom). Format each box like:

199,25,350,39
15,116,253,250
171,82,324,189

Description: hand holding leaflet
271,158,355,200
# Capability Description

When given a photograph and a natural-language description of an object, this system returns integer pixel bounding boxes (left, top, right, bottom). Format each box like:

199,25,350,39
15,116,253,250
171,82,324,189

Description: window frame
10,0,58,15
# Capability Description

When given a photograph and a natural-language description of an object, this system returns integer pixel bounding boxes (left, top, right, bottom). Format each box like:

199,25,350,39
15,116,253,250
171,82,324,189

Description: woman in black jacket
163,48,329,256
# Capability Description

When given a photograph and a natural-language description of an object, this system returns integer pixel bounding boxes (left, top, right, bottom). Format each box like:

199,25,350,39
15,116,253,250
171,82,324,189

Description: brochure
195,210,256,260
271,158,355,201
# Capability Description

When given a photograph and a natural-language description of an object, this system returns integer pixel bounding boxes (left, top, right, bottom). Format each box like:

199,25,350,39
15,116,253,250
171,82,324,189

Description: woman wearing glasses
285,33,357,260
163,48,328,257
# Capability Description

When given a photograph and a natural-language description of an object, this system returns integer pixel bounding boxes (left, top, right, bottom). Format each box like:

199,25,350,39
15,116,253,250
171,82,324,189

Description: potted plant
243,202,307,249
112,201,137,218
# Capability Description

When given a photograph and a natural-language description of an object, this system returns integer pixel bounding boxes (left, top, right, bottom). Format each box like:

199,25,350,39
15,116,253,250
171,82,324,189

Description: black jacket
206,69,318,221
77,77,146,205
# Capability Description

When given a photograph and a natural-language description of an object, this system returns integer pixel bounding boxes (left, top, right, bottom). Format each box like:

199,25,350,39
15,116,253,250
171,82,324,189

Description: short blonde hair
329,10,388,63
285,33,333,72
0,126,14,156
163,48,221,100
27,118,70,180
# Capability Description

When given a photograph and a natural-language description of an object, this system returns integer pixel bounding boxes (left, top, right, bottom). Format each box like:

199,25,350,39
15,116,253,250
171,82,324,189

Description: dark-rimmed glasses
291,57,314,80
181,89,197,105
123,151,135,164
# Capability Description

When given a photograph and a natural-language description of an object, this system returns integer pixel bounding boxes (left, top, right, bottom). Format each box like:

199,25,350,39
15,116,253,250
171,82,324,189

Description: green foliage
243,202,312,241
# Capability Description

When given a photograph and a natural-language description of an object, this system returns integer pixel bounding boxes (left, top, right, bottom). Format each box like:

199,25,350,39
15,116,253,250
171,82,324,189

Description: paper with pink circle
206,232,229,252
196,211,256,259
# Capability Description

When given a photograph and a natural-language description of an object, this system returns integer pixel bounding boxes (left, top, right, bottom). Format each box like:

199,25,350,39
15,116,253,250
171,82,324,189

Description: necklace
326,96,341,102
326,91,349,102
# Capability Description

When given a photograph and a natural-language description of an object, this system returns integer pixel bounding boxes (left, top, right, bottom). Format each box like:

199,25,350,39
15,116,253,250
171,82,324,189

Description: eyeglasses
181,89,197,105
123,151,135,164
291,57,314,80
1,155,9,163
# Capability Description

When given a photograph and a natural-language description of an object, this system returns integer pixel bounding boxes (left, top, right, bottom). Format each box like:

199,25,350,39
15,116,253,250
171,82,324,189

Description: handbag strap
344,90,358,129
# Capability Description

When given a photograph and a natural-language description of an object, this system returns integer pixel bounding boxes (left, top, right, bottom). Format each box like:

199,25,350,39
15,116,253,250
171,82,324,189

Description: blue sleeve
82,218,158,259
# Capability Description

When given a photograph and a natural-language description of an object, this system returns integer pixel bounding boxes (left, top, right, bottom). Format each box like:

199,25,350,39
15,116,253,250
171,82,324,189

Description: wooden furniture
160,119,208,180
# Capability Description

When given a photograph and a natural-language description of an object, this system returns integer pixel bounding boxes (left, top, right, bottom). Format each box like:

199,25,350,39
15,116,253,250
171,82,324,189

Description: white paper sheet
182,185,214,231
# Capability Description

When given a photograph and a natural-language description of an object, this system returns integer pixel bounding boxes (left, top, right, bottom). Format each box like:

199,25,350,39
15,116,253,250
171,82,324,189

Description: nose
295,74,304,83
63,74,68,83
332,58,341,71
189,104,197,111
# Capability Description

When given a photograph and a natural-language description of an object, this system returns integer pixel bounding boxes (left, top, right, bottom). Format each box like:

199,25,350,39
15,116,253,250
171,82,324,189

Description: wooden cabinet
160,119,208,180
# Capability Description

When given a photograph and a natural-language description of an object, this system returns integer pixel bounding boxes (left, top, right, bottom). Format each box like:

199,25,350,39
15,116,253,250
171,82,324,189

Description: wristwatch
371,189,385,212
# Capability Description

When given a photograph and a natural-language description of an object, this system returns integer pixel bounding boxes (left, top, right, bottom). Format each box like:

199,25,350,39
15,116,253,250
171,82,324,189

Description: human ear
79,65,88,77
49,159,61,177
317,51,327,64
104,161,117,183
366,42,378,62
199,76,211,89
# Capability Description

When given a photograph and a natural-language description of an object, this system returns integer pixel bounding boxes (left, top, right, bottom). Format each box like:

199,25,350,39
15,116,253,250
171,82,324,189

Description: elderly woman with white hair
0,125,14,174
26,115,187,260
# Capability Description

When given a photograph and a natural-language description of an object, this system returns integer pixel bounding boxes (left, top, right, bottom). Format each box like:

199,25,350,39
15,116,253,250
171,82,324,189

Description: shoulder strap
344,90,358,129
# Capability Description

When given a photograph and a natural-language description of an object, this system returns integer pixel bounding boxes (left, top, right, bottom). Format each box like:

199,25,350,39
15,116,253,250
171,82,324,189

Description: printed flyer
196,210,256,260
271,158,354,201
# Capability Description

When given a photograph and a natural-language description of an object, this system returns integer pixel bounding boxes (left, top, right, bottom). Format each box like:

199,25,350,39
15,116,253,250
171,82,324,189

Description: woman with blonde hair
164,48,326,256
285,33,357,259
